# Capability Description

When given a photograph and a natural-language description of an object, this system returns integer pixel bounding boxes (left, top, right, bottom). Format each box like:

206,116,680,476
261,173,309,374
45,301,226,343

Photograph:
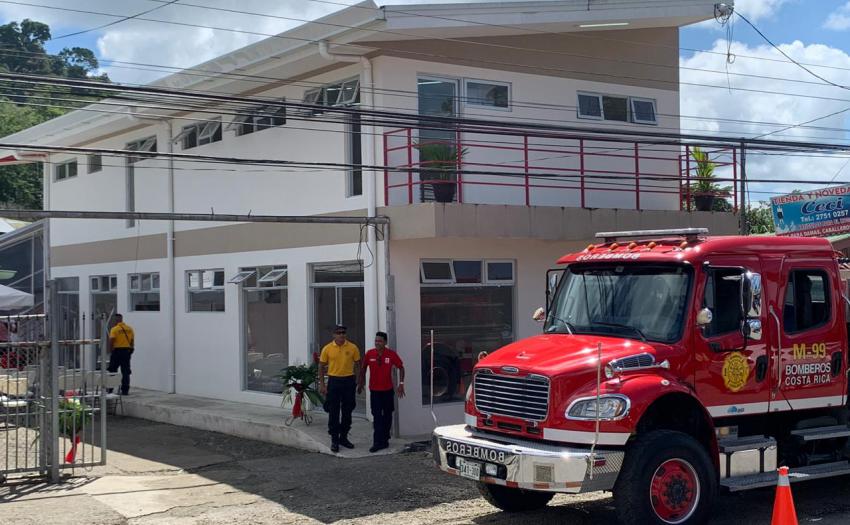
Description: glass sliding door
239,266,289,394
417,77,460,203
312,262,365,414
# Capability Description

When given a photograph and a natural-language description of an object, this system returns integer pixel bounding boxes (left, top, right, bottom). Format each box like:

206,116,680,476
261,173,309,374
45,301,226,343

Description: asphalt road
2,418,850,524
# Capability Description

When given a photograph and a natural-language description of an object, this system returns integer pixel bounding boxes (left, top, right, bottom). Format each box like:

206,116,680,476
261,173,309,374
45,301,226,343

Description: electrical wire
52,0,181,40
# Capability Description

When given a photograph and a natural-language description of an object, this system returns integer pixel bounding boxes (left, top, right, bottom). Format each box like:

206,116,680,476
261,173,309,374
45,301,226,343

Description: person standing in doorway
108,314,135,395
358,331,405,453
318,325,360,453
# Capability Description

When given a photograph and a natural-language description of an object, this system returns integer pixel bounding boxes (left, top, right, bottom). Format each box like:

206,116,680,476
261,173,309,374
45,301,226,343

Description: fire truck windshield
545,264,692,343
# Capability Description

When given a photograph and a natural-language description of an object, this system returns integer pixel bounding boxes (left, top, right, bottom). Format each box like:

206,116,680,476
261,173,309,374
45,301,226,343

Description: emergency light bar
595,228,708,243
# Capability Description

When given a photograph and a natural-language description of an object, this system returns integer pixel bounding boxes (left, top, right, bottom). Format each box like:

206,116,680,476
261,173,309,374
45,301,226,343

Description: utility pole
739,141,748,235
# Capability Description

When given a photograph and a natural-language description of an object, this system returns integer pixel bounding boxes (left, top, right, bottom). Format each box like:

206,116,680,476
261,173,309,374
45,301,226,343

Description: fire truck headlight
566,395,630,421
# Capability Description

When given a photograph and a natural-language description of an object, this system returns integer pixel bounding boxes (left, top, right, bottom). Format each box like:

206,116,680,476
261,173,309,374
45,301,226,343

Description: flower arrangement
58,397,92,462
278,363,324,426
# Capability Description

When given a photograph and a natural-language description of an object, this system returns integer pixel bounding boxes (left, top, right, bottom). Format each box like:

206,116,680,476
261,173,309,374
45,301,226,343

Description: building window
236,266,288,393
464,79,510,109
631,97,658,125
129,272,160,312
54,160,77,181
88,154,102,174
231,102,286,137
784,270,830,333
302,77,360,116
125,136,157,228
420,259,515,405
347,113,362,197
177,119,222,149
577,92,657,125
90,275,117,293
187,269,225,312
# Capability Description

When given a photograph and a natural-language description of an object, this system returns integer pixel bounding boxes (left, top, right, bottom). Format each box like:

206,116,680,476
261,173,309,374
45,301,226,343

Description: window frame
485,260,516,285
576,91,658,125
54,159,78,182
186,268,226,313
128,272,160,312
87,154,102,174
463,78,511,111
229,101,286,137
420,260,455,284
701,267,744,338
421,259,516,287
784,269,832,334
630,97,658,125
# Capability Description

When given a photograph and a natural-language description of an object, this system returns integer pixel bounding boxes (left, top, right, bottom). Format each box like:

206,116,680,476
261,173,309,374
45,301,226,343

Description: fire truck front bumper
432,424,625,494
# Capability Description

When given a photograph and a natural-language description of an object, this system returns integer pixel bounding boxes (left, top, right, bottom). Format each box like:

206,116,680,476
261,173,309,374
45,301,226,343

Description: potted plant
686,146,731,211
415,142,467,203
277,363,324,426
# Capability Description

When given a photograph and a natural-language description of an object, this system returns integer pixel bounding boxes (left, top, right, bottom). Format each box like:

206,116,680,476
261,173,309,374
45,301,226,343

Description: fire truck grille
474,372,550,421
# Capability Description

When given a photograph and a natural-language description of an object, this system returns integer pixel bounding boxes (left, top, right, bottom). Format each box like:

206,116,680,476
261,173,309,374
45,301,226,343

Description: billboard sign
771,185,850,237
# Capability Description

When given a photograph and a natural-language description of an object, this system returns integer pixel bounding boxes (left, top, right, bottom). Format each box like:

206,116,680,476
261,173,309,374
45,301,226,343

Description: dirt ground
3,417,850,524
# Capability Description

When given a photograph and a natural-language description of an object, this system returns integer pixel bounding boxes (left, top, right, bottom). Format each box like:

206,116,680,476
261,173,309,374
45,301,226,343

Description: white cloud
732,0,790,22
681,39,850,200
825,1,850,30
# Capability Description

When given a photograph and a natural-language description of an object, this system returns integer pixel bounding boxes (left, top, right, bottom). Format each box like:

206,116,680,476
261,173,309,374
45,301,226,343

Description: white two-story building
0,0,737,436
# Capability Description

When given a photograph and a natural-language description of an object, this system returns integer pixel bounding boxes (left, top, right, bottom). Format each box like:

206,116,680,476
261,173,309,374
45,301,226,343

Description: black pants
107,348,132,395
326,376,356,441
370,389,395,446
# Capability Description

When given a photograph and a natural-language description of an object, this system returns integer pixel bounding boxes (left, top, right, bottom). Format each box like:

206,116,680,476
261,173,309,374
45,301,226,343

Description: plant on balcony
415,142,467,203
684,146,731,212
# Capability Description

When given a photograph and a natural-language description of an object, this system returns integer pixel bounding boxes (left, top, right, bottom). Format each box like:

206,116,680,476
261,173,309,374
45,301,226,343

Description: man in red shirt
357,331,405,453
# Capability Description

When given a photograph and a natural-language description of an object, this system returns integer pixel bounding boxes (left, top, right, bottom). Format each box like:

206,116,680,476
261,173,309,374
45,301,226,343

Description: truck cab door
694,259,771,418
769,261,846,411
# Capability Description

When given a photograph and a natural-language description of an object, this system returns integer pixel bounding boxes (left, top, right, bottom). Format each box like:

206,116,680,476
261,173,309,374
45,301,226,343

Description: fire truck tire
476,482,554,512
613,430,716,525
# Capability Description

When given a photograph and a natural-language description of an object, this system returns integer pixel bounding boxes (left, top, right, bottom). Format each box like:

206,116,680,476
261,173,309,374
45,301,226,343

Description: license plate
456,457,481,480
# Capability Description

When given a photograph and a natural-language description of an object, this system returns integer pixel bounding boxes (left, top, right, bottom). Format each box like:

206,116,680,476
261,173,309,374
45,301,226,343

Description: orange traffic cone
770,466,799,525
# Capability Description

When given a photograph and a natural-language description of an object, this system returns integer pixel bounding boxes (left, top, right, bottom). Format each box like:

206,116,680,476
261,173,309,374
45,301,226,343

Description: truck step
790,425,850,442
720,461,850,492
718,435,776,453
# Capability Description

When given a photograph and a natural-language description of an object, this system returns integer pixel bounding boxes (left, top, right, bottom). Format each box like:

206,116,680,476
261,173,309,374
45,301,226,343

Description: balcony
383,126,740,213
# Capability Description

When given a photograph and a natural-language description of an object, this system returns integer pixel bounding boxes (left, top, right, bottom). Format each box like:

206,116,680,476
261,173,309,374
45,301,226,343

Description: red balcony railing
383,127,740,212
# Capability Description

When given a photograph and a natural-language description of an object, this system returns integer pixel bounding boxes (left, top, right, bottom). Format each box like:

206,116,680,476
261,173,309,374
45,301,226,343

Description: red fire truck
432,228,850,525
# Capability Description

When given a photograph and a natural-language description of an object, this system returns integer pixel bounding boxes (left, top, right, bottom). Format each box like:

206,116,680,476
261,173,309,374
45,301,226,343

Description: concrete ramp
121,389,407,458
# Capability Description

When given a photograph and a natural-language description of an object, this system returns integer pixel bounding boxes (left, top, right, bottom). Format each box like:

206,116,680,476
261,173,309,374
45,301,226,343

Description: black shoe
369,444,381,453
339,437,354,449
331,442,339,453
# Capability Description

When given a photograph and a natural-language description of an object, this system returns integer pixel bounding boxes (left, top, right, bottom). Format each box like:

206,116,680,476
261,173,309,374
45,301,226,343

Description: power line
4,72,850,153
52,0,182,40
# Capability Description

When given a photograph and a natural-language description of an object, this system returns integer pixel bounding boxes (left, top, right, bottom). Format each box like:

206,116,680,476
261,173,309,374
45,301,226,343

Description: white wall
374,55,682,211
51,240,382,407
389,237,588,437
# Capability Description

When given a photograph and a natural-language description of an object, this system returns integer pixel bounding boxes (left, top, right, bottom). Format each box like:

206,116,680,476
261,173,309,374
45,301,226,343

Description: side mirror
742,271,762,318
532,307,546,322
696,307,713,327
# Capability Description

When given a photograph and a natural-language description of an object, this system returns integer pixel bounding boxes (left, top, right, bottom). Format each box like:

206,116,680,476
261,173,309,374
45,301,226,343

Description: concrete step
721,461,850,492
718,435,776,453
791,425,850,442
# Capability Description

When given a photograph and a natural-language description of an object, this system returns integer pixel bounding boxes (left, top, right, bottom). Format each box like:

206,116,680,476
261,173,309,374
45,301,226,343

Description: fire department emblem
722,352,750,392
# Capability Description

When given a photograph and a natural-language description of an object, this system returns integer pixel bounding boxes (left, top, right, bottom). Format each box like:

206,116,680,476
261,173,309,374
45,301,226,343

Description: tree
0,19,109,209
745,203,776,235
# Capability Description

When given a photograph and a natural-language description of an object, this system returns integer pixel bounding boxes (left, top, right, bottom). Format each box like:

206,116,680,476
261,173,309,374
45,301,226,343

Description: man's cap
333,324,347,332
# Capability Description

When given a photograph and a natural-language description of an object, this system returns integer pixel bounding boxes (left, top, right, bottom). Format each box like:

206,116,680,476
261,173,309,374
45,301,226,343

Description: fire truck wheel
613,430,716,525
477,482,554,512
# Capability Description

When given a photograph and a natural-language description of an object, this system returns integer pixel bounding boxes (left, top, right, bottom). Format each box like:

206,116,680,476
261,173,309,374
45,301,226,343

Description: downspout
317,41,379,338
166,121,177,394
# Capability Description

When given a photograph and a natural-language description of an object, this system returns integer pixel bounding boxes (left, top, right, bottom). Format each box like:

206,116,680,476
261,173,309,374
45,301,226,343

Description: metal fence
0,281,112,483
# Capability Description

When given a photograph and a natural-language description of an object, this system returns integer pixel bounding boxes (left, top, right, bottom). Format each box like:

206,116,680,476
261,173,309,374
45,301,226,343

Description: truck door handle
831,352,843,378
755,356,768,382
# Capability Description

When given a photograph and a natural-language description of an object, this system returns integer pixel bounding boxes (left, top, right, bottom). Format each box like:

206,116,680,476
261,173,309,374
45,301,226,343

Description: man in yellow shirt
107,314,135,395
318,324,360,453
